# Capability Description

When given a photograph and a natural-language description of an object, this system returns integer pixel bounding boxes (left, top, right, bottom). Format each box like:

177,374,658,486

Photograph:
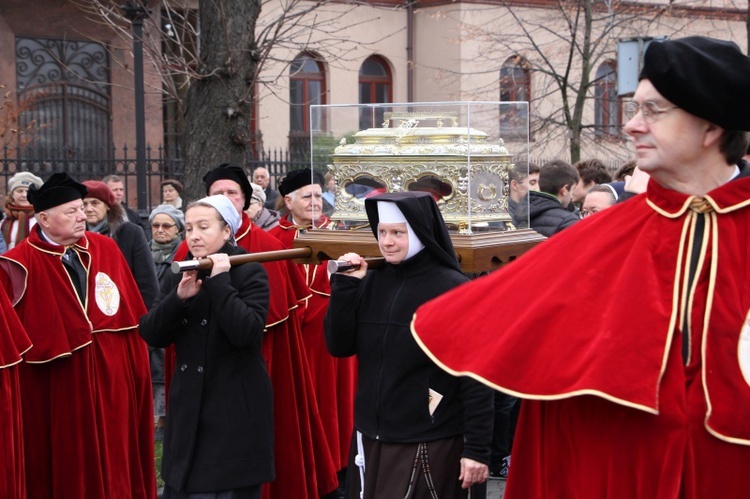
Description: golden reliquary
328,111,516,232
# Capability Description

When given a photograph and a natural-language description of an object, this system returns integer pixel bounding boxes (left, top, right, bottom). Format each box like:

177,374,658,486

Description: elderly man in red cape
269,169,357,494
0,172,155,498
412,36,750,499
0,286,31,499
170,163,339,499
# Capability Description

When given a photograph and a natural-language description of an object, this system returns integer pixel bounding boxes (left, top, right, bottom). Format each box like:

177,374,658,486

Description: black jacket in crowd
528,190,579,237
325,250,494,465
110,221,159,309
139,243,273,493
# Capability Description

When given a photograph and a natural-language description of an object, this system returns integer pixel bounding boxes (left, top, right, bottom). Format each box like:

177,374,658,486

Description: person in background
613,160,636,182
253,167,280,210
1,171,43,251
322,172,335,217
528,160,579,237
580,184,617,218
325,192,493,498
82,180,159,309
103,174,143,227
148,203,185,440
571,159,612,206
271,169,357,499
0,172,155,498
161,179,184,210
506,162,540,229
140,195,273,499
149,204,185,282
246,181,280,231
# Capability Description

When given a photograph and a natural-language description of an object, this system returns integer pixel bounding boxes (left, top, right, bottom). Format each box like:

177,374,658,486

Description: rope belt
403,442,439,499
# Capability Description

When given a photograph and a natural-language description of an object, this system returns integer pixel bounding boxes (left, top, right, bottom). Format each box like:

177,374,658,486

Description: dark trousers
490,392,520,467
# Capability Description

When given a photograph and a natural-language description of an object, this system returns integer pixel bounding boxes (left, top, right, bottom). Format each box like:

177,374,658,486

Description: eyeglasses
151,223,177,230
623,101,678,124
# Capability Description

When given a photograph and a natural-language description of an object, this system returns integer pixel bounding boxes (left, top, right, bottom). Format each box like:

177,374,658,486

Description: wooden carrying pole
171,227,546,274
171,247,385,274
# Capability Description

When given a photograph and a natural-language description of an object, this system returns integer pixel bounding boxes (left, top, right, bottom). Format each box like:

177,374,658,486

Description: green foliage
311,132,356,175
154,439,164,489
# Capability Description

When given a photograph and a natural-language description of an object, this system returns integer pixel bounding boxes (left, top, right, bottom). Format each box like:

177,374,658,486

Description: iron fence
0,144,313,211
246,148,310,188
0,144,183,212
1,145,614,211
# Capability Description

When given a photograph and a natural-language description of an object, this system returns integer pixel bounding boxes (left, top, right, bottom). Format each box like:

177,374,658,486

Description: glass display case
308,101,530,232
289,101,543,273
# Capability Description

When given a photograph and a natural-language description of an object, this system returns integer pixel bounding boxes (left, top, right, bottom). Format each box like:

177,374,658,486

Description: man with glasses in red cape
412,36,750,499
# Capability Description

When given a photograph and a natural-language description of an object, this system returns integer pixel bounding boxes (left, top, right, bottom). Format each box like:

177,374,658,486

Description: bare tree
73,0,396,199
0,83,48,150
438,0,744,163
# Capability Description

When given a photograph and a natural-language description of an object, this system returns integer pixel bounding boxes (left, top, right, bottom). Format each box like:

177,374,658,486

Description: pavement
472,477,506,498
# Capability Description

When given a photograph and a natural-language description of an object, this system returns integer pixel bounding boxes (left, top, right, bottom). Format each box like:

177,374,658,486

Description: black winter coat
325,250,494,464
111,221,159,309
528,190,579,237
139,244,273,493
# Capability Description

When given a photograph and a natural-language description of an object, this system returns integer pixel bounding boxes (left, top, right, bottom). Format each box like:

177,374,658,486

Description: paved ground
472,477,506,498
487,478,506,498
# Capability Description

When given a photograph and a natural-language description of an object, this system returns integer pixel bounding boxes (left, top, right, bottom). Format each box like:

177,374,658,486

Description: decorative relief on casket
328,112,515,230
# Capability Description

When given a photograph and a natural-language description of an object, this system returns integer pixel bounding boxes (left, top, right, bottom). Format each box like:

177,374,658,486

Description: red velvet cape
0,229,155,498
0,286,31,499
269,215,357,471
172,213,339,498
412,178,750,498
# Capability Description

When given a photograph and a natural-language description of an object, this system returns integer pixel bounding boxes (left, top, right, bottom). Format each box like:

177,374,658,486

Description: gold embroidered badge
95,272,120,316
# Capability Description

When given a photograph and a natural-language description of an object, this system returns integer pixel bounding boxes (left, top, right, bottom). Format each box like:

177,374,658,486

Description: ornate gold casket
328,111,515,231
299,102,542,272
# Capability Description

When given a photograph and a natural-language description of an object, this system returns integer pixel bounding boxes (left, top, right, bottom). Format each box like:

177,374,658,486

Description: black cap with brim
278,169,324,197
202,163,252,210
28,172,88,212
640,36,750,131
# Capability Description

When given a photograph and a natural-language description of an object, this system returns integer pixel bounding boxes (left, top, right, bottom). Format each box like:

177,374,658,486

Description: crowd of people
1,35,749,499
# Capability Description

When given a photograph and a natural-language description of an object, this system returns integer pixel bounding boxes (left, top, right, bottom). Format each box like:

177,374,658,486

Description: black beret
28,172,88,212
278,169,324,197
640,36,750,131
202,163,252,210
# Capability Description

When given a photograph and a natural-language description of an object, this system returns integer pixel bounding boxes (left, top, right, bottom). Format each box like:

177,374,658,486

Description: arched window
289,53,326,133
15,37,111,160
595,61,620,139
289,53,326,157
358,55,392,130
499,55,531,139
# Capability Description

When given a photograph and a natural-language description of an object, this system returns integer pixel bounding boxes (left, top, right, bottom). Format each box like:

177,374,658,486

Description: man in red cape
411,37,750,499
170,164,339,498
0,286,31,499
0,172,155,498
269,169,357,491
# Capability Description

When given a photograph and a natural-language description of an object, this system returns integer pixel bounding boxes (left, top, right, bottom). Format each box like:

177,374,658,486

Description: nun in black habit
324,191,493,499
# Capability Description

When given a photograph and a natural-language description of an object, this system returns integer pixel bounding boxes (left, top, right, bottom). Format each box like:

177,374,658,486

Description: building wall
0,0,164,155
3,0,747,172
255,2,409,150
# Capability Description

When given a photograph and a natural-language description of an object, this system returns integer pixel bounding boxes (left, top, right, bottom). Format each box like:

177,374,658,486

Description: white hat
376,201,425,260
195,195,241,236
249,182,267,205
8,171,43,194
